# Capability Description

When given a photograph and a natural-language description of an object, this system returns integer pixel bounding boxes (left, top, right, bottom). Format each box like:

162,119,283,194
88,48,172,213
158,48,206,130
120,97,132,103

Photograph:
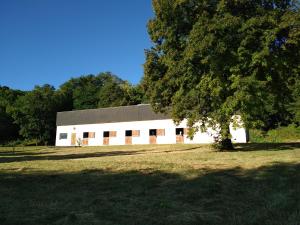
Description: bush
249,124,300,143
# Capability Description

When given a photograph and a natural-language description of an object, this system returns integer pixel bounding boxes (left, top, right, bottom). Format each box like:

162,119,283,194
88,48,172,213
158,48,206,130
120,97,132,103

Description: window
125,130,132,137
88,132,95,138
176,128,184,136
103,131,110,137
109,131,117,137
83,132,89,138
59,133,68,140
157,129,165,136
149,129,157,136
184,128,190,135
132,130,140,137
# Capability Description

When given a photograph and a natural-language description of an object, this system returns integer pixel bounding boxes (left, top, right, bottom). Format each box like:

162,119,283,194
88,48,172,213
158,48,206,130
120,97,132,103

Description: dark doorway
103,131,110,145
149,129,157,144
176,128,184,143
125,130,132,145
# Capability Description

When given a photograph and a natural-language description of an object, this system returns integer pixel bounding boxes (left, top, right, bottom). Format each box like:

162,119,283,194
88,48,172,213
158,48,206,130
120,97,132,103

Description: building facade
55,104,248,146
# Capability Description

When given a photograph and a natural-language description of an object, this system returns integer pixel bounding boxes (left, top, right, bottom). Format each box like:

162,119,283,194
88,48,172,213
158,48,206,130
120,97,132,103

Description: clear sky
0,0,154,90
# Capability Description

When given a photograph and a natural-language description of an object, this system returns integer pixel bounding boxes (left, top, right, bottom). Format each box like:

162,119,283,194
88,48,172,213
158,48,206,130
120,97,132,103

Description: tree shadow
0,146,202,164
0,150,145,163
0,163,299,225
0,151,55,157
234,142,300,152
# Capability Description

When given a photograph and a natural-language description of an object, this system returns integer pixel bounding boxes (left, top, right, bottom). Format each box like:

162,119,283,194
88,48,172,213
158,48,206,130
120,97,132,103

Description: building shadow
0,162,299,225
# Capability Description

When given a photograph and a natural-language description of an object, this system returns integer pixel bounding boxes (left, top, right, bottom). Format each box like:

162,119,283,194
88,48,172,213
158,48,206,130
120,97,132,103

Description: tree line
0,72,147,145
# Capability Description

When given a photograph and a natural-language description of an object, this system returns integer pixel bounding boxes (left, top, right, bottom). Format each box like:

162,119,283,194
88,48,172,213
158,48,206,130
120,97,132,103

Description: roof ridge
57,103,151,114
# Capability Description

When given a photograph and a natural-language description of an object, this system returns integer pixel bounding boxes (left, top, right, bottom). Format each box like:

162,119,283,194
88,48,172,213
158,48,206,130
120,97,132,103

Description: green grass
0,143,299,225
250,125,300,143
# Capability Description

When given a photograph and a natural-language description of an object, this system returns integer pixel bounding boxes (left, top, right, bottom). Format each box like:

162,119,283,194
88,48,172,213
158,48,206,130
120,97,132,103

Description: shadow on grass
234,142,300,152
0,163,299,225
0,151,56,157
0,146,202,164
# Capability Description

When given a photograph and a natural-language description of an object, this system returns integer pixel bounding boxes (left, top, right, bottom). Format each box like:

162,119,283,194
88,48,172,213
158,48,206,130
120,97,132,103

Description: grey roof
56,104,171,126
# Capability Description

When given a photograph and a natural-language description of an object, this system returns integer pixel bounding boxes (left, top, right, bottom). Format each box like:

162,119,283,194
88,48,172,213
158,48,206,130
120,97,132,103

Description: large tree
59,72,145,110
59,72,138,110
8,85,65,145
144,0,300,149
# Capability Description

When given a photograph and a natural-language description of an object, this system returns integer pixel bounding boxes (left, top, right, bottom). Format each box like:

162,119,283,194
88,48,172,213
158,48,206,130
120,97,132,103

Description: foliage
0,86,24,144
288,79,300,124
59,73,108,110
143,0,300,149
97,73,127,107
250,124,300,143
119,82,148,106
7,84,65,145
59,72,145,110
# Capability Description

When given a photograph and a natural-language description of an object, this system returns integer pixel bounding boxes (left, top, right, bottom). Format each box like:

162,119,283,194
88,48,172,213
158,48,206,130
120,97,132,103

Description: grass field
0,143,299,225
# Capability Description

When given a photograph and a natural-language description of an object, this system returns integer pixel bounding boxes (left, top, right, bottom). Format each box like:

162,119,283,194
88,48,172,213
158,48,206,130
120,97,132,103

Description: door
176,128,184,143
125,137,132,145
149,136,157,144
71,133,76,145
103,137,109,145
176,135,184,143
82,139,88,146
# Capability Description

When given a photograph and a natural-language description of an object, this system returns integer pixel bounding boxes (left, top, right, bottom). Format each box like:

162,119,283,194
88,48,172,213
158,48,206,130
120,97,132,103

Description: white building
55,104,248,146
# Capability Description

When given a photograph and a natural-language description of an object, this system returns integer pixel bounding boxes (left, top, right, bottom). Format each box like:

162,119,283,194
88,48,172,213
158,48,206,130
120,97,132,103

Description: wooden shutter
103,137,109,145
184,128,190,135
132,130,140,137
176,135,184,143
157,129,165,136
149,136,156,144
82,139,88,145
125,137,132,145
88,132,95,138
109,131,117,137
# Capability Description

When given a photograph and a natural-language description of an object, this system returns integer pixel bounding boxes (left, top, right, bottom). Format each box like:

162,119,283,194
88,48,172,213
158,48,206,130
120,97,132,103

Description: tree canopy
59,72,145,110
143,0,300,149
8,85,64,145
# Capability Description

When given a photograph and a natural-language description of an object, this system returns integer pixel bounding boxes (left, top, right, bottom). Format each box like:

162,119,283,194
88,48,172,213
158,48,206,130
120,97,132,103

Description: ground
0,143,299,225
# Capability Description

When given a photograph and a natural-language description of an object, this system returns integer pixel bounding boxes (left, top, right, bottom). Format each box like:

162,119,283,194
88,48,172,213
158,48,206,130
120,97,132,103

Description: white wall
55,119,247,146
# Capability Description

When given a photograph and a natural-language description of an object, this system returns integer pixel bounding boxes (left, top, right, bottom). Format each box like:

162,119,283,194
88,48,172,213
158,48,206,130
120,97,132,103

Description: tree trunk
219,138,234,150
219,125,234,151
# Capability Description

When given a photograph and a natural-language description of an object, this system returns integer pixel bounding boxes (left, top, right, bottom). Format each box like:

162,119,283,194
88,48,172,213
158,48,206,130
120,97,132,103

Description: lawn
0,143,299,225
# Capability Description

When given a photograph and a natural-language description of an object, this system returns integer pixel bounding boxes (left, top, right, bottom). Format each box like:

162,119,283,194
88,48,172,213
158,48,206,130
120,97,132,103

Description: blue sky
0,0,154,90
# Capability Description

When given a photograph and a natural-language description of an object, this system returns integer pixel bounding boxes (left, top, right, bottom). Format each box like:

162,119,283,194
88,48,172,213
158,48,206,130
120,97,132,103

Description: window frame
59,133,68,140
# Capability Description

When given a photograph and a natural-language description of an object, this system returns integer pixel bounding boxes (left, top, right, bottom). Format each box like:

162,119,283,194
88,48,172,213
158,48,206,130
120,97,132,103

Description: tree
8,85,64,145
143,0,300,149
59,72,130,110
59,74,102,110
97,73,126,107
120,82,148,105
289,79,300,124
0,86,24,144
